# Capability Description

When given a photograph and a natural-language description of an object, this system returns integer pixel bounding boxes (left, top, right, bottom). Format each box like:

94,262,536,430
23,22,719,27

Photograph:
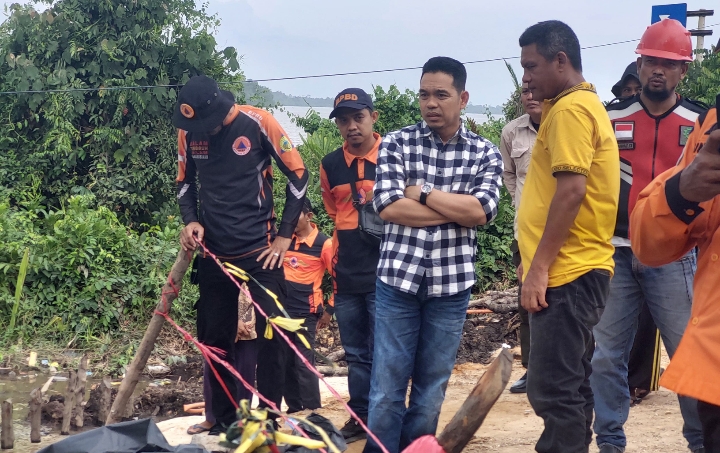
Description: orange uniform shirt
283,223,334,316
630,100,719,406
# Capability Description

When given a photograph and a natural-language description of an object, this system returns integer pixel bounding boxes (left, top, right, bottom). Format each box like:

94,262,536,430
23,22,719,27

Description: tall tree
0,0,243,226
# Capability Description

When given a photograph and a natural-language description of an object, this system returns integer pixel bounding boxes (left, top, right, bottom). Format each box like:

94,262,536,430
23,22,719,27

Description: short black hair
421,57,467,93
519,20,582,72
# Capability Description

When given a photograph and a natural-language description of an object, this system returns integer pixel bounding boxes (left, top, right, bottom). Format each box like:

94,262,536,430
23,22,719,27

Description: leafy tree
0,0,243,227
678,49,720,106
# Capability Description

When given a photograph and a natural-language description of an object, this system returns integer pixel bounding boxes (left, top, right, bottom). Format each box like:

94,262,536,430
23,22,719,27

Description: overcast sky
3,0,718,105
204,0,717,105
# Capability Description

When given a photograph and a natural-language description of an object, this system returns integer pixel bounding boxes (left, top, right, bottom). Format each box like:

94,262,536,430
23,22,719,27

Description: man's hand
404,185,421,202
521,265,549,313
236,321,251,342
317,311,332,330
516,263,524,283
679,130,720,203
257,236,292,270
180,222,204,251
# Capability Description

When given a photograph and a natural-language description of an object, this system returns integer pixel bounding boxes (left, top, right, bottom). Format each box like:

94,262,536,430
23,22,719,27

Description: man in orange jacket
630,96,719,452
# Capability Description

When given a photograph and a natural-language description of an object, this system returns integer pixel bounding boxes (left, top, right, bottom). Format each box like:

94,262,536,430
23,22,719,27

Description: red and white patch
232,136,252,156
614,122,634,141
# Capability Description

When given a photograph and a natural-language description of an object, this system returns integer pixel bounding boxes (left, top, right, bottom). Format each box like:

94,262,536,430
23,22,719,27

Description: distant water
273,105,490,146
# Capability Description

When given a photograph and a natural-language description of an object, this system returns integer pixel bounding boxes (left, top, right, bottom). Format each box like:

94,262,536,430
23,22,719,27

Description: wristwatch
419,183,433,205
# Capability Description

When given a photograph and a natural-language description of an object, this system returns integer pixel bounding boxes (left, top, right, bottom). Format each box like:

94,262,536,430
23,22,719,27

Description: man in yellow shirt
517,20,620,453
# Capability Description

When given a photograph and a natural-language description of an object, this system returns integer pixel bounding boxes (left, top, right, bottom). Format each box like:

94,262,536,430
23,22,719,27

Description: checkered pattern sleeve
470,140,503,223
374,134,406,214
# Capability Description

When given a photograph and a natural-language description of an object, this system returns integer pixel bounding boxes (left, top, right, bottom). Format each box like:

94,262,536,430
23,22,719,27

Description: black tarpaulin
36,418,209,453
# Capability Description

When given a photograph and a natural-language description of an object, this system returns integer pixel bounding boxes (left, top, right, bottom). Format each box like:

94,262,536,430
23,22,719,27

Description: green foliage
8,247,29,334
0,0,244,227
502,61,523,122
474,188,515,290
678,50,720,106
0,195,196,347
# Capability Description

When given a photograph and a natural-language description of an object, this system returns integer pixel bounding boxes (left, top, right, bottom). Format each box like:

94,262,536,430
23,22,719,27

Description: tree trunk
106,250,192,425
74,355,88,428
29,389,42,443
1,400,13,449
436,348,513,453
61,370,77,435
98,376,113,425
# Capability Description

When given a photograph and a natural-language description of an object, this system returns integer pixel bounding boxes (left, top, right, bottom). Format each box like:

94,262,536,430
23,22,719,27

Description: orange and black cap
329,88,374,119
173,75,235,133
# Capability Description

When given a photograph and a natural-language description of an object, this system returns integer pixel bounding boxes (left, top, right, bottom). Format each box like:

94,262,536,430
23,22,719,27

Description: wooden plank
29,388,42,443
1,399,13,449
74,355,88,428
106,250,192,425
436,348,513,453
61,370,77,435
40,375,54,394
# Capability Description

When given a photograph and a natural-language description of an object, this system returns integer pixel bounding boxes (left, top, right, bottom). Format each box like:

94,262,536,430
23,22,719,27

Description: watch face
422,183,432,194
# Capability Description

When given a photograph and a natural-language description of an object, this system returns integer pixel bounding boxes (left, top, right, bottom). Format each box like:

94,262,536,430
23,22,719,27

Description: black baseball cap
173,75,235,133
329,88,374,119
611,62,640,99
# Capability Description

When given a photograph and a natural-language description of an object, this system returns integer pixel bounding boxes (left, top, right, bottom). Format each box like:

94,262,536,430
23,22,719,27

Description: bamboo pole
61,371,77,435
1,400,13,449
74,355,88,428
106,249,192,425
29,389,42,443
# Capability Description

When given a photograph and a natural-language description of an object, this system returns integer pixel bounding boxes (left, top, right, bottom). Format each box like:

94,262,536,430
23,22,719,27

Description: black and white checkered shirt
373,121,503,297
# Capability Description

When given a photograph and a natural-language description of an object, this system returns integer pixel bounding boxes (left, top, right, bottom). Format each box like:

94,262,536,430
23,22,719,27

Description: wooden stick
106,249,192,425
1,399,13,449
74,355,88,428
98,376,113,425
29,389,42,443
61,370,77,435
40,376,54,395
436,348,513,453
466,309,493,314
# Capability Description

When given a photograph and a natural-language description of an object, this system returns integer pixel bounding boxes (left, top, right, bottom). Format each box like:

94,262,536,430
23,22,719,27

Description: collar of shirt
292,222,319,249
545,82,596,105
343,132,382,167
418,121,471,143
516,114,538,133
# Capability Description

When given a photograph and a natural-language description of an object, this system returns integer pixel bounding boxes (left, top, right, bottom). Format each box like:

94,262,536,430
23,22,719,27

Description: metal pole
697,13,707,63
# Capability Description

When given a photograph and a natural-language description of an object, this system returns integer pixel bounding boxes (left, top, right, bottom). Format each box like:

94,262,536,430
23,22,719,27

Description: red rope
193,241,390,453
153,257,323,451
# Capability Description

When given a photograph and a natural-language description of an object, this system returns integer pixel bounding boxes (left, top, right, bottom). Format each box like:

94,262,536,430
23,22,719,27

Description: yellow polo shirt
517,82,619,287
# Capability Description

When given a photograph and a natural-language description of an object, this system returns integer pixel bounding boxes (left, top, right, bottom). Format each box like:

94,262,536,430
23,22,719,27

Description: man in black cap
319,88,381,443
611,62,642,101
173,75,308,431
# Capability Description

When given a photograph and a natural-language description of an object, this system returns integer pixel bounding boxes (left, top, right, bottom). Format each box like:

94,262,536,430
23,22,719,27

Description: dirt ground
306,348,691,453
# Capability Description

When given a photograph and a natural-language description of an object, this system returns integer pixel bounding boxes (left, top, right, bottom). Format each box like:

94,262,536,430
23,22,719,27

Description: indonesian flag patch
614,122,634,141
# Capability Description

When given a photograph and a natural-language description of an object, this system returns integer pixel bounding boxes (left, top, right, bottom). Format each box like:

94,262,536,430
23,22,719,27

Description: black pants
527,270,610,453
512,248,530,368
700,401,720,452
627,301,662,393
284,312,321,412
197,254,289,426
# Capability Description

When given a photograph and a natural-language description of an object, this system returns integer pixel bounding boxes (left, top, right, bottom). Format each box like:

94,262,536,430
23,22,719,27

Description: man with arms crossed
364,56,503,453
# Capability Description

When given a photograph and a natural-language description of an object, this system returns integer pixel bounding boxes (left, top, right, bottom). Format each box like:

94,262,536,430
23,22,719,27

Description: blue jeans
363,278,471,453
334,291,376,418
591,247,703,451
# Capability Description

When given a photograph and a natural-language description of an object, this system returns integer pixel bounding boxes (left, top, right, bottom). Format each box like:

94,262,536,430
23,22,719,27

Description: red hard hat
636,19,693,62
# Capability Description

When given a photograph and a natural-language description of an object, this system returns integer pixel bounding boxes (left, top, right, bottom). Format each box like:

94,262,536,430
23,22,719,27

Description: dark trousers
512,248,530,368
700,401,720,452
527,270,610,453
284,312,321,412
197,254,289,426
203,340,258,425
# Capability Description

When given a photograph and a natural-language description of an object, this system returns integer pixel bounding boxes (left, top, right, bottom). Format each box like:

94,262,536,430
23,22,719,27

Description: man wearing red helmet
591,19,707,453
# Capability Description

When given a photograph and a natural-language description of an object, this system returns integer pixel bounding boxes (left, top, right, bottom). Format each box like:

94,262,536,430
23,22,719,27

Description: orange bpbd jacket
283,223,334,316
630,100,719,406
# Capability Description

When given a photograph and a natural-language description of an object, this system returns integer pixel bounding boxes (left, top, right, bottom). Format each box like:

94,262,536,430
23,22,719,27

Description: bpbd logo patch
232,136,252,156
